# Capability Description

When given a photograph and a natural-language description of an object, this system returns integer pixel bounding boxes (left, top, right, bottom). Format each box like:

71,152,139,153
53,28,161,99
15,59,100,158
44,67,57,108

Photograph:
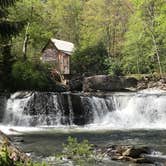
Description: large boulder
83,75,137,92
69,75,83,91
122,146,152,158
97,145,164,164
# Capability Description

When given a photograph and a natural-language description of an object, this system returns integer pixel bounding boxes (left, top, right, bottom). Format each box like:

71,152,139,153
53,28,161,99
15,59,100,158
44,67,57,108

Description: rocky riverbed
95,145,166,165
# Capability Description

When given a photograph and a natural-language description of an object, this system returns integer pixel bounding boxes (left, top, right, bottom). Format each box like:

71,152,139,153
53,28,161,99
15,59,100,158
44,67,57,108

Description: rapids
0,89,166,134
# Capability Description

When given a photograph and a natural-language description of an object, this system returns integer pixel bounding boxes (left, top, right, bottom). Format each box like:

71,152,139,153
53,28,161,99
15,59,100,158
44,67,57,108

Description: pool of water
9,129,166,165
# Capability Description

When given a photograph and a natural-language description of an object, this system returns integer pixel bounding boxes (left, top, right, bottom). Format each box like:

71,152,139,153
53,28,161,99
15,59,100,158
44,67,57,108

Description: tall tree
122,0,166,75
80,0,131,57
0,0,24,89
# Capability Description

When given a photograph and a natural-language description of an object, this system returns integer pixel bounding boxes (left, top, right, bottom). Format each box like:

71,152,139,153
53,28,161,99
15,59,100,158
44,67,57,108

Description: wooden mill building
41,38,74,75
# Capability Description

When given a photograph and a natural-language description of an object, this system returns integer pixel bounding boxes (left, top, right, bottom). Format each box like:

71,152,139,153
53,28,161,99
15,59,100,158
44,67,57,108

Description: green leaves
122,0,166,74
0,21,24,39
0,0,16,8
58,136,95,166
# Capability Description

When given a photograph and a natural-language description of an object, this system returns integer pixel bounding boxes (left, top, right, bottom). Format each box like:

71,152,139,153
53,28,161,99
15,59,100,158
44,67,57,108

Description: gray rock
83,75,137,92
122,147,152,158
69,75,83,91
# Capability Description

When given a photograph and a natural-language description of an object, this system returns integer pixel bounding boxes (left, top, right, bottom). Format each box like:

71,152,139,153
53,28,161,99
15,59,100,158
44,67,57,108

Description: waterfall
67,94,74,125
83,91,166,129
0,90,166,130
3,92,33,126
0,94,7,122
2,92,65,126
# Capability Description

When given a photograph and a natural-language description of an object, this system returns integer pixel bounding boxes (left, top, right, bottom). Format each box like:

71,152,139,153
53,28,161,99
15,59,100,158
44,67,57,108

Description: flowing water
1,90,166,130
0,89,166,165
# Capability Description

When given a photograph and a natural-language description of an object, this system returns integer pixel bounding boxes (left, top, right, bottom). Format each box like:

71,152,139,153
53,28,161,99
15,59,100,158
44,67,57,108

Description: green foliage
9,0,84,58
106,58,123,76
0,0,24,91
72,42,108,74
0,0,16,8
0,145,13,166
63,137,93,159
0,144,47,166
56,136,98,166
80,0,131,57
122,0,166,75
1,0,166,91
11,60,57,91
0,0,24,39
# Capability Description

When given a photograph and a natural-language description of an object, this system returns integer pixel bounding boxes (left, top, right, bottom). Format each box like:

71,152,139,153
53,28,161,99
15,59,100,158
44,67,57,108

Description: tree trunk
151,33,163,77
22,22,30,61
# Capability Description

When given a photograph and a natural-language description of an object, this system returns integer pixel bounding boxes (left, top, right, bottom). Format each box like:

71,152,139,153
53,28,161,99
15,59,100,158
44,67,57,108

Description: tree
0,0,24,89
80,0,131,57
122,0,166,75
8,0,51,59
71,42,108,74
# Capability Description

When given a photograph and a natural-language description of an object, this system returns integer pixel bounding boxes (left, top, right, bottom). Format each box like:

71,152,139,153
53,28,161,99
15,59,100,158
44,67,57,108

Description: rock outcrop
96,145,166,164
69,75,83,91
83,75,138,92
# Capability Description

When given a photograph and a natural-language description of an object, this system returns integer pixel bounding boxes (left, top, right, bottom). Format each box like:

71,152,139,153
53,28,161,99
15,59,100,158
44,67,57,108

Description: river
0,89,166,165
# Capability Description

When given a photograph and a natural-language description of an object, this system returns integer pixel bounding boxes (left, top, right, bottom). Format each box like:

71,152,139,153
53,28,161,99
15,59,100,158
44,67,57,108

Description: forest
0,1,166,166
0,0,166,91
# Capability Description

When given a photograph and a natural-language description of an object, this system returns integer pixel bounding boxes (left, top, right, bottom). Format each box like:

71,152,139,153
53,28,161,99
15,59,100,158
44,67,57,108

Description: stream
0,89,166,165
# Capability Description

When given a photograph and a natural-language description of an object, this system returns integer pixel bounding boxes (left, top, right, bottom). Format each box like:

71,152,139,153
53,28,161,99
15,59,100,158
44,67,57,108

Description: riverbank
0,130,30,165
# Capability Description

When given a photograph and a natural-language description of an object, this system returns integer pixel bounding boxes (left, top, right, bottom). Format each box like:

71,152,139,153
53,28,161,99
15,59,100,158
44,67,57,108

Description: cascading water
2,92,67,126
67,94,74,125
0,89,166,131
83,91,166,129
3,92,33,126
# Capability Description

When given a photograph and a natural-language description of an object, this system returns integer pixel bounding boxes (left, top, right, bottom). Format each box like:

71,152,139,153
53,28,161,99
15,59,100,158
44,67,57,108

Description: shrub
0,145,13,166
106,57,123,76
0,144,47,166
71,42,108,74
11,60,59,91
56,136,103,166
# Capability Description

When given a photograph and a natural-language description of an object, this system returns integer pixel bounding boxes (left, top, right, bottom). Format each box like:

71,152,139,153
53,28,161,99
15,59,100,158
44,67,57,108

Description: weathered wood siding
59,52,70,74
42,42,58,62
42,41,70,74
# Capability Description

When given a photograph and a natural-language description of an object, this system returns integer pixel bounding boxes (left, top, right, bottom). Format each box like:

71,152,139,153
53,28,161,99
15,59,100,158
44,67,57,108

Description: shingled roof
50,38,74,55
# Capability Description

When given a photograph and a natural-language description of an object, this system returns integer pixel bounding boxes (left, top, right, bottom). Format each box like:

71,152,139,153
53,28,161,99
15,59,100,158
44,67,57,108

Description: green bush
0,144,47,166
0,145,13,166
106,57,123,76
71,42,108,74
56,136,103,166
11,60,58,91
62,136,93,159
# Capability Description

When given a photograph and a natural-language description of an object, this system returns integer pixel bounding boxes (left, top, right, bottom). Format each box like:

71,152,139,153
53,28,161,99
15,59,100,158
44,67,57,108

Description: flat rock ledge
83,75,138,92
0,130,29,163
82,75,166,92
